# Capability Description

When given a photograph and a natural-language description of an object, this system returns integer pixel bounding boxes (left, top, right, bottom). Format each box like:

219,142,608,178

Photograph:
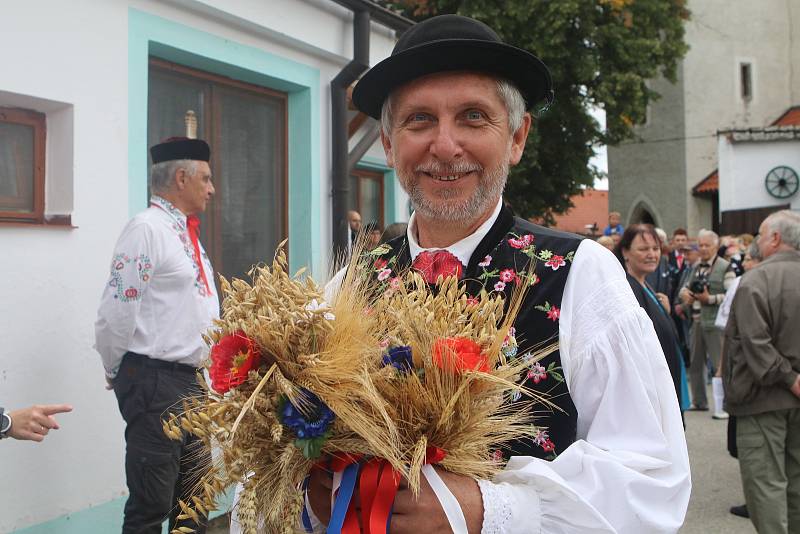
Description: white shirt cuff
478,479,541,534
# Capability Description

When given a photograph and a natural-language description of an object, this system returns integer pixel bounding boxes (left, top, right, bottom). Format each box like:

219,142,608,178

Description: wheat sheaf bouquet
164,244,552,534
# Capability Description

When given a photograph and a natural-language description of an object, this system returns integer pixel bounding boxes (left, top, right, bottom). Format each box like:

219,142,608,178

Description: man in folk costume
308,14,689,533
95,137,219,533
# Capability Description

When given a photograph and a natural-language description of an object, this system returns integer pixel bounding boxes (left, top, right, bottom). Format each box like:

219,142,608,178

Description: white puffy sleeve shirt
94,197,219,378
479,239,691,533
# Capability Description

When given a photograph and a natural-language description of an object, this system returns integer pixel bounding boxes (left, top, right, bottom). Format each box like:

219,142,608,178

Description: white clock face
765,166,799,199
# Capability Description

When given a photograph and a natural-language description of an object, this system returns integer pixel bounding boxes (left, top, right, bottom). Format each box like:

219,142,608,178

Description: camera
689,273,709,294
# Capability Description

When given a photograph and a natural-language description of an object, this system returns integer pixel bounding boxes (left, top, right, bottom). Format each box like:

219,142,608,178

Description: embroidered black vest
371,207,583,461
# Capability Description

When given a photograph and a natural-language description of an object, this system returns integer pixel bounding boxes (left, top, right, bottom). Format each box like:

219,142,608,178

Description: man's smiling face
381,71,529,225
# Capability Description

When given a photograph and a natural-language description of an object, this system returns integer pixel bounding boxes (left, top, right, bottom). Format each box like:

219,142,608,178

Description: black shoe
688,404,709,411
730,504,749,518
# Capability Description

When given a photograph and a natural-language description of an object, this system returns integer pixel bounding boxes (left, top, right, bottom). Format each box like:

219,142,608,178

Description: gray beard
399,160,509,224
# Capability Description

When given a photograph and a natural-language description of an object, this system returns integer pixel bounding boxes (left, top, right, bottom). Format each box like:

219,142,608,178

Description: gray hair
697,228,719,245
654,227,668,245
149,159,198,194
380,77,526,137
764,209,800,250
746,240,762,261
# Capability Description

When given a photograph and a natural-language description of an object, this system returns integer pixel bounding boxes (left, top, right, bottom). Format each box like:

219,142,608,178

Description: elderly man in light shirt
303,14,690,534
95,137,219,534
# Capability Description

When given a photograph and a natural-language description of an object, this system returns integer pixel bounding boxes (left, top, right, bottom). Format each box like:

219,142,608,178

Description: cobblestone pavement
209,387,758,534
680,384,755,534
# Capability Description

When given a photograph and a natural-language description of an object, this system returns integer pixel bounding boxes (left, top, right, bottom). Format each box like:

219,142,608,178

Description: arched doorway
630,202,657,226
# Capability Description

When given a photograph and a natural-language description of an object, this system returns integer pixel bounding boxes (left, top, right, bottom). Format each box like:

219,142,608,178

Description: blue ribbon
301,476,314,533
326,462,360,534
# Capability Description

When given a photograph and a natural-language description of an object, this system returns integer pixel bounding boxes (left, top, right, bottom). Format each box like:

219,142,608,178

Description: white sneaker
712,411,729,420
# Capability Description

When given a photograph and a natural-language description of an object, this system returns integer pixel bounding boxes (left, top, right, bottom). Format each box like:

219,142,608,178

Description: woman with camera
615,224,687,413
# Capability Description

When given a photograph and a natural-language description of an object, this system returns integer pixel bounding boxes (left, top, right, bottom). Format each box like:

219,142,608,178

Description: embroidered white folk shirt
94,196,220,378
317,198,690,534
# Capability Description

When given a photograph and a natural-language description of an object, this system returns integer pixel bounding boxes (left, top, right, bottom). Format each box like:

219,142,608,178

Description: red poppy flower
374,258,388,270
432,337,489,373
541,439,556,452
209,331,261,393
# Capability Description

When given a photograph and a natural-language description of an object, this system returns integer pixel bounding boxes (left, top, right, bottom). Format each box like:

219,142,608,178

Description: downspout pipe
331,9,370,259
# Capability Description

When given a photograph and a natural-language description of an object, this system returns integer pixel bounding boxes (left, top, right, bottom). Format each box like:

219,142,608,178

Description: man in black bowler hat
95,137,219,533
308,14,690,533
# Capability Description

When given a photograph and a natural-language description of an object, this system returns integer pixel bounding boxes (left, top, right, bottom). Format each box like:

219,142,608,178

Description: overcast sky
589,106,608,190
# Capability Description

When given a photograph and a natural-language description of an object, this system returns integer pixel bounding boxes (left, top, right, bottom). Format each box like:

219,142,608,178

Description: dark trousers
113,353,209,534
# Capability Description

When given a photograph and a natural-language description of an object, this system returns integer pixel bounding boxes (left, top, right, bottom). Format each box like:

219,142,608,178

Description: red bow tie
412,250,464,284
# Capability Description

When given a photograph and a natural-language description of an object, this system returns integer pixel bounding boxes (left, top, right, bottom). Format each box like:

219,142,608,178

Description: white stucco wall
718,136,800,213
0,1,397,530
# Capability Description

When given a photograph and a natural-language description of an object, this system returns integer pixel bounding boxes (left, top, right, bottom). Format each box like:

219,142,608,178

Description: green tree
377,0,689,221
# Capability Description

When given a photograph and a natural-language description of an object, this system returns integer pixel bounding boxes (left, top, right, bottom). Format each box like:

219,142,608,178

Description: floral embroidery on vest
476,233,574,292
364,244,400,291
364,217,582,461
535,301,561,322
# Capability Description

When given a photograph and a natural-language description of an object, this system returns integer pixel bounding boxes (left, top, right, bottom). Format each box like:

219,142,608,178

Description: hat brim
352,39,553,120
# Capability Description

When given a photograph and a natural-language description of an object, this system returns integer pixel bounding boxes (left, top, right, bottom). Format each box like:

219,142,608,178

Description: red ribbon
325,447,448,534
186,215,211,295
363,459,401,534
325,453,364,472
425,446,447,465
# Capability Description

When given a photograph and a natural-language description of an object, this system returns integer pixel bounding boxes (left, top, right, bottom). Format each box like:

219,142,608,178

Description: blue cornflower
280,389,335,440
382,345,413,372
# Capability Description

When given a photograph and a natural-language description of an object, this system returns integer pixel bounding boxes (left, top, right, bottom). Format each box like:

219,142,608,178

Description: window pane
0,122,34,212
148,70,207,167
359,176,381,228
216,86,286,280
740,63,752,101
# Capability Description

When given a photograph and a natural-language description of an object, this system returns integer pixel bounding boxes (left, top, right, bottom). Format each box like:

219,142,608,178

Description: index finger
41,404,73,416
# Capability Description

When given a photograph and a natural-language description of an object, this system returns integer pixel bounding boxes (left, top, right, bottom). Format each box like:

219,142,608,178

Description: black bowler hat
150,137,211,164
352,14,554,120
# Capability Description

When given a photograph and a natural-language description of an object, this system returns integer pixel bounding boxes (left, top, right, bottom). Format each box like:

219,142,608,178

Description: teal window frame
354,156,397,225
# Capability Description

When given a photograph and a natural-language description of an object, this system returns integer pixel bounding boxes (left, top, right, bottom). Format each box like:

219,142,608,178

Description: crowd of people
599,210,800,531
597,215,767,419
